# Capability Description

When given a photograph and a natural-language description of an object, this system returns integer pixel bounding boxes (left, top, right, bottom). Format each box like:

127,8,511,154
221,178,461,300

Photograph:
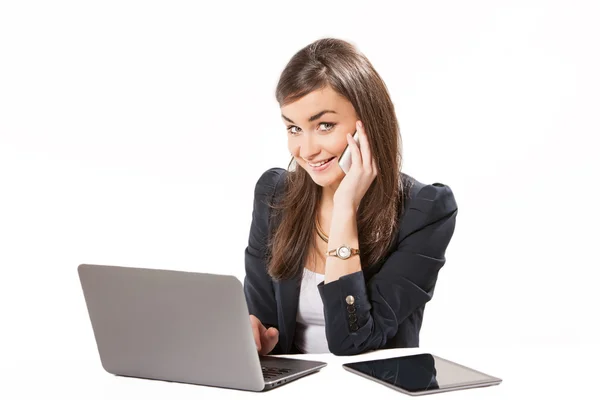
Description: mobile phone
338,130,359,174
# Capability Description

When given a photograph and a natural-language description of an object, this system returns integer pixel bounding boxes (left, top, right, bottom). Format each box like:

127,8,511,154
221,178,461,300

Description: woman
244,38,458,356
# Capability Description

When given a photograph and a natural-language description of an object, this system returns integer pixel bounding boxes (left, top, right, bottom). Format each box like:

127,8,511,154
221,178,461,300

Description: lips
308,157,335,168
307,157,335,172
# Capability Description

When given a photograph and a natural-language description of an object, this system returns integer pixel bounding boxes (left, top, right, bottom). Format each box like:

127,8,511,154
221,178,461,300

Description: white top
295,268,330,354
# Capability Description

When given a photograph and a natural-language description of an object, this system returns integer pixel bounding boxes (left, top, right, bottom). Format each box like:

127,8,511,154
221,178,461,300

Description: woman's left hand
333,120,378,211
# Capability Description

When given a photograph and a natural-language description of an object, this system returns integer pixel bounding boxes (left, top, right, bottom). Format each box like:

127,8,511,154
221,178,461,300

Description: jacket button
350,323,358,332
346,305,355,313
345,295,355,305
348,314,357,323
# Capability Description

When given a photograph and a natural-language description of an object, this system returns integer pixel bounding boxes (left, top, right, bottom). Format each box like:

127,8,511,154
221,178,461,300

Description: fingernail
357,121,363,128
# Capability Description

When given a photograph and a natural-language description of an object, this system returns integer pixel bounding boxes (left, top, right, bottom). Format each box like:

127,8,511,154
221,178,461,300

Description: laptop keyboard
261,366,292,380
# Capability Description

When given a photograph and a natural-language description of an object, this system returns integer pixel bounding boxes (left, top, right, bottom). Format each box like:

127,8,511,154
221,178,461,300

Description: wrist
332,201,358,216
329,204,358,241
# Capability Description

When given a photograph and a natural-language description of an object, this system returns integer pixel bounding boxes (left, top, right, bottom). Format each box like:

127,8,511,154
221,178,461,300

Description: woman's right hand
249,314,279,355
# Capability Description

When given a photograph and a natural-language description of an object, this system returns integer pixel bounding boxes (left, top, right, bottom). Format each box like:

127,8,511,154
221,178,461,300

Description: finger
261,327,278,344
372,158,378,176
262,327,279,355
257,320,267,336
251,321,261,352
356,120,373,171
346,131,363,170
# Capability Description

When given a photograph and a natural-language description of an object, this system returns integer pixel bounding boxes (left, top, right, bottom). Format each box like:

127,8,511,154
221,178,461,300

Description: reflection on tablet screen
343,353,501,395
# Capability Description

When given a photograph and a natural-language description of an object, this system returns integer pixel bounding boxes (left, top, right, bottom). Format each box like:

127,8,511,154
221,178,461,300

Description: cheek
333,135,349,156
287,135,346,157
287,141,299,156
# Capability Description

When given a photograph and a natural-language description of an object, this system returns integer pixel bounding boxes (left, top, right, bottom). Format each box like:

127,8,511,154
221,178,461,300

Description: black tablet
342,353,502,396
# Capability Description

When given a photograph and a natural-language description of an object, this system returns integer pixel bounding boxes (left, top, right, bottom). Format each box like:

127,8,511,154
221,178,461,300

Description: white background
1,0,599,397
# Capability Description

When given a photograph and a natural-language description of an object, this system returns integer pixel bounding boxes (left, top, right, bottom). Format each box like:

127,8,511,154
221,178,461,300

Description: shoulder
401,173,457,214
397,173,458,237
249,168,288,240
254,167,287,200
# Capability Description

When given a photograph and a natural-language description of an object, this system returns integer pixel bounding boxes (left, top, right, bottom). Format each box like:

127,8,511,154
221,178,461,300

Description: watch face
338,246,351,259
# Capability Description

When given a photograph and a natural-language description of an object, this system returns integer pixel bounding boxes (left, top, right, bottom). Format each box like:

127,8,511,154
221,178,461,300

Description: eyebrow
281,110,337,124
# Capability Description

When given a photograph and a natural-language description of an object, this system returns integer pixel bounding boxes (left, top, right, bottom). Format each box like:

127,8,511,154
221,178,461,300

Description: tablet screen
343,353,500,394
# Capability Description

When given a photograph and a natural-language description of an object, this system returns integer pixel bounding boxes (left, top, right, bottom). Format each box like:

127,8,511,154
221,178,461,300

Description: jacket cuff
317,270,371,336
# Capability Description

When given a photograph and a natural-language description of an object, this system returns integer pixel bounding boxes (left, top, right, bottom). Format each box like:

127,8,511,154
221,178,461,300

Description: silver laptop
78,264,326,391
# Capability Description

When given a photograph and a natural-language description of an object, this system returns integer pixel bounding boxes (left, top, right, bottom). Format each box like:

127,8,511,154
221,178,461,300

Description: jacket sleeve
243,168,285,354
317,183,458,355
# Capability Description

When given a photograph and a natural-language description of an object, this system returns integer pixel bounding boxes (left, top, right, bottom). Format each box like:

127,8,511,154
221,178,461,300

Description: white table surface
2,346,596,399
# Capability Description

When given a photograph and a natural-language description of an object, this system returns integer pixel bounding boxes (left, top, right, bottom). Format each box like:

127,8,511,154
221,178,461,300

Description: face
281,86,358,188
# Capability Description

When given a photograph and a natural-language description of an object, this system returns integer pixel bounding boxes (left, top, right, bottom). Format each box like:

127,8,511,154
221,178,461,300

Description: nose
299,133,321,161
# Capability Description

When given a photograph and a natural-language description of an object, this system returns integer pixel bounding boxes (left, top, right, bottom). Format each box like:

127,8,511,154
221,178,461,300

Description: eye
318,122,336,131
286,122,336,135
287,125,301,135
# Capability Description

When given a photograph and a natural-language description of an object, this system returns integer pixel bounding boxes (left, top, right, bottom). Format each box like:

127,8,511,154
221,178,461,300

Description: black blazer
243,168,458,356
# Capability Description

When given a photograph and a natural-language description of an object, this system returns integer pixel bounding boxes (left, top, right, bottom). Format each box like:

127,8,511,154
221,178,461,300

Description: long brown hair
267,38,406,281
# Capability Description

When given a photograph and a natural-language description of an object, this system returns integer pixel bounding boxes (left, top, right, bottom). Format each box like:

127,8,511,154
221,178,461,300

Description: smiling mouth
308,157,335,167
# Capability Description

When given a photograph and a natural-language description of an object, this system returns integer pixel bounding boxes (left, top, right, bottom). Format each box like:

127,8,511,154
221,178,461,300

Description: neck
320,180,340,210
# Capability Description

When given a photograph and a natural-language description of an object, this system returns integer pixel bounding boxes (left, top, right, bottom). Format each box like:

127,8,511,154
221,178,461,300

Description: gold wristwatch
325,244,360,260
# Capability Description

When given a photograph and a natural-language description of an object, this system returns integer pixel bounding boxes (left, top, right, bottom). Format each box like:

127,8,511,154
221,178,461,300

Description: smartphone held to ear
338,131,359,174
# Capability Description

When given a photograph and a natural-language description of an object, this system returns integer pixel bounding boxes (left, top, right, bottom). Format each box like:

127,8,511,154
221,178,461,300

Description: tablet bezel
342,353,502,396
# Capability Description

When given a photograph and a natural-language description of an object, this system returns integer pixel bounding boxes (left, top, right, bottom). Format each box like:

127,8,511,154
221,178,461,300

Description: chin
303,167,343,188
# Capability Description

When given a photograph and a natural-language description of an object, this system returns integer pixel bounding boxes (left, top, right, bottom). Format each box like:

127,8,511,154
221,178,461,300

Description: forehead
281,86,354,122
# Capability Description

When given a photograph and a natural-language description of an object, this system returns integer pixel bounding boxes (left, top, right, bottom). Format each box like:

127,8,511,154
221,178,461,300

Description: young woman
244,38,458,356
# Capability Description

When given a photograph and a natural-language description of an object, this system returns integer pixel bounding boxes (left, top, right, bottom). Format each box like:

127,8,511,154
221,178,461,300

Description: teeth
309,158,332,167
